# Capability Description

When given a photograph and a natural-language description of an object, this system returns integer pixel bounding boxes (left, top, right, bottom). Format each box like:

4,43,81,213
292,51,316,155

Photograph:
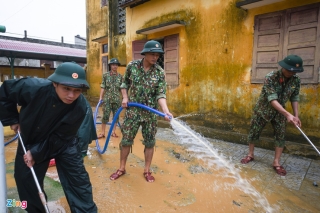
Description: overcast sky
0,0,86,44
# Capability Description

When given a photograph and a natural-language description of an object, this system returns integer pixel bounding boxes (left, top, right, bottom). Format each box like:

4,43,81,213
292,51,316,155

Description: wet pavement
159,126,320,188
4,123,320,213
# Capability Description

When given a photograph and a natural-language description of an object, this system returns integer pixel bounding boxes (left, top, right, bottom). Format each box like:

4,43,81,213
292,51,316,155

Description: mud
4,126,320,213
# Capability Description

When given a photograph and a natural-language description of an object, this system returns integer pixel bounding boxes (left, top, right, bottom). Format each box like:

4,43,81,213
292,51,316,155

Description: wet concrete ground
4,123,320,213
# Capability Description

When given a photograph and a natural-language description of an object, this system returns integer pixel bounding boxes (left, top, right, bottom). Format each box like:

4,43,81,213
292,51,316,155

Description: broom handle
295,125,320,155
17,131,50,213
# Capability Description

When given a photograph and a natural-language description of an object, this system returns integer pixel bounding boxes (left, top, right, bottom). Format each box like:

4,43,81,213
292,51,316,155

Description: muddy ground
4,123,320,213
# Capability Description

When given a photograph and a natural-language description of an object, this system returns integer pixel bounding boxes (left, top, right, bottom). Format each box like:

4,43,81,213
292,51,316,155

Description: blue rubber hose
94,101,170,154
4,134,18,146
94,100,121,127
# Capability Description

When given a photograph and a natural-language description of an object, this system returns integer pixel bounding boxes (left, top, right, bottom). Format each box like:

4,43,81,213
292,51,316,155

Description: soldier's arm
120,63,132,108
158,98,173,121
121,88,129,108
291,101,301,127
99,88,105,101
270,100,300,127
99,74,107,101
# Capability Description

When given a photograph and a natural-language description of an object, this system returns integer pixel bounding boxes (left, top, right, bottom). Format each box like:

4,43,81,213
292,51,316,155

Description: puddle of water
170,118,275,212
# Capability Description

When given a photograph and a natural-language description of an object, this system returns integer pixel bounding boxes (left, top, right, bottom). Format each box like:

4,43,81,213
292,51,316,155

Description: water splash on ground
170,118,275,212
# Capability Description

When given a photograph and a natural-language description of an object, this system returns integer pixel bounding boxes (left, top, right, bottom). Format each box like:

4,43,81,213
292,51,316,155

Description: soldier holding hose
110,40,173,183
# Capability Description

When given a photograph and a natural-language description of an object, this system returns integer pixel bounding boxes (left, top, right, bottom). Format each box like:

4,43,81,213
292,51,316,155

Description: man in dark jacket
0,62,97,213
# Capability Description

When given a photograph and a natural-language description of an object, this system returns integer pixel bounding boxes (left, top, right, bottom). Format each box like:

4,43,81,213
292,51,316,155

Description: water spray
93,102,274,211
170,119,274,212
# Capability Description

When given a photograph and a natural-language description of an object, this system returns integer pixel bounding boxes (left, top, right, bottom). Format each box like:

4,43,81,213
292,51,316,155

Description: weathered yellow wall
109,35,127,65
86,0,109,97
243,0,320,138
86,0,320,144
124,0,254,129
241,0,320,139
86,0,128,97
125,0,320,139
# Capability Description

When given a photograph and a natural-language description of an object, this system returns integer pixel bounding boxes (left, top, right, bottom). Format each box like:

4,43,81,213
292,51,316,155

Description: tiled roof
0,38,86,57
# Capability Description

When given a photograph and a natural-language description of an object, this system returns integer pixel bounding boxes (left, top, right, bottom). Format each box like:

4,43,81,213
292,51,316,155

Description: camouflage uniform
100,72,123,123
248,69,301,147
120,59,167,148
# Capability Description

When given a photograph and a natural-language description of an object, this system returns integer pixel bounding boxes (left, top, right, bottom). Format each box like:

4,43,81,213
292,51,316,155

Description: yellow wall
86,0,109,96
244,0,320,138
0,66,54,80
86,0,320,142
86,0,128,97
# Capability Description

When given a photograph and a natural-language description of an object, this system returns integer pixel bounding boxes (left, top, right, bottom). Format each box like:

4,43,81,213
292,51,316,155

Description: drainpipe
0,121,8,213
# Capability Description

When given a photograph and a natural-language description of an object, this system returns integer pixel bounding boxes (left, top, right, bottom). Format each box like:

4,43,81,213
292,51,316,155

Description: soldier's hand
24,150,35,168
293,116,301,128
287,114,301,127
122,98,128,108
164,112,173,121
10,124,20,133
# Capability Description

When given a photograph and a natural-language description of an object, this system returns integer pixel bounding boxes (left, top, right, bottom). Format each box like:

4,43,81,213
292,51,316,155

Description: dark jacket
0,77,87,162
77,98,97,153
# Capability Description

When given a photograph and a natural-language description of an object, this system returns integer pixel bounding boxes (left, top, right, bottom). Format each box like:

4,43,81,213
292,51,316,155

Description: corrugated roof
0,38,85,57
0,38,86,63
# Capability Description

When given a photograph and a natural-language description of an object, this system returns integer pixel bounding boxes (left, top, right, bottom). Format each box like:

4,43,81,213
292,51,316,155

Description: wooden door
132,40,147,60
164,34,179,86
284,3,320,83
251,11,285,83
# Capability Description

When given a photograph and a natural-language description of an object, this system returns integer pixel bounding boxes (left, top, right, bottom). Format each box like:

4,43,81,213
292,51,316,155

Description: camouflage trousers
120,114,157,148
102,102,120,124
248,112,287,147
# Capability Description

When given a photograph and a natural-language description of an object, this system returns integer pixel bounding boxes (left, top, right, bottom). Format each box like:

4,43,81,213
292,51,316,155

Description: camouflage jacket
100,72,123,104
254,69,301,121
120,59,167,121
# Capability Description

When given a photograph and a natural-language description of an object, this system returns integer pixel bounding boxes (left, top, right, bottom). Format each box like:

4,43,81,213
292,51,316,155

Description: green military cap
48,62,89,89
141,40,164,55
108,58,120,65
278,55,304,72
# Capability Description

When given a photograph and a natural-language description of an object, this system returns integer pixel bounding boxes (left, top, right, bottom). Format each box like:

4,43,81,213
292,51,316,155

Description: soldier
0,62,97,212
98,58,123,138
241,55,304,176
110,40,173,182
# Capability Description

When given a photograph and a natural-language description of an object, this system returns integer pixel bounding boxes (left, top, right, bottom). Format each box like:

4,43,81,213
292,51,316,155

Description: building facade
86,0,320,155
0,34,86,82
